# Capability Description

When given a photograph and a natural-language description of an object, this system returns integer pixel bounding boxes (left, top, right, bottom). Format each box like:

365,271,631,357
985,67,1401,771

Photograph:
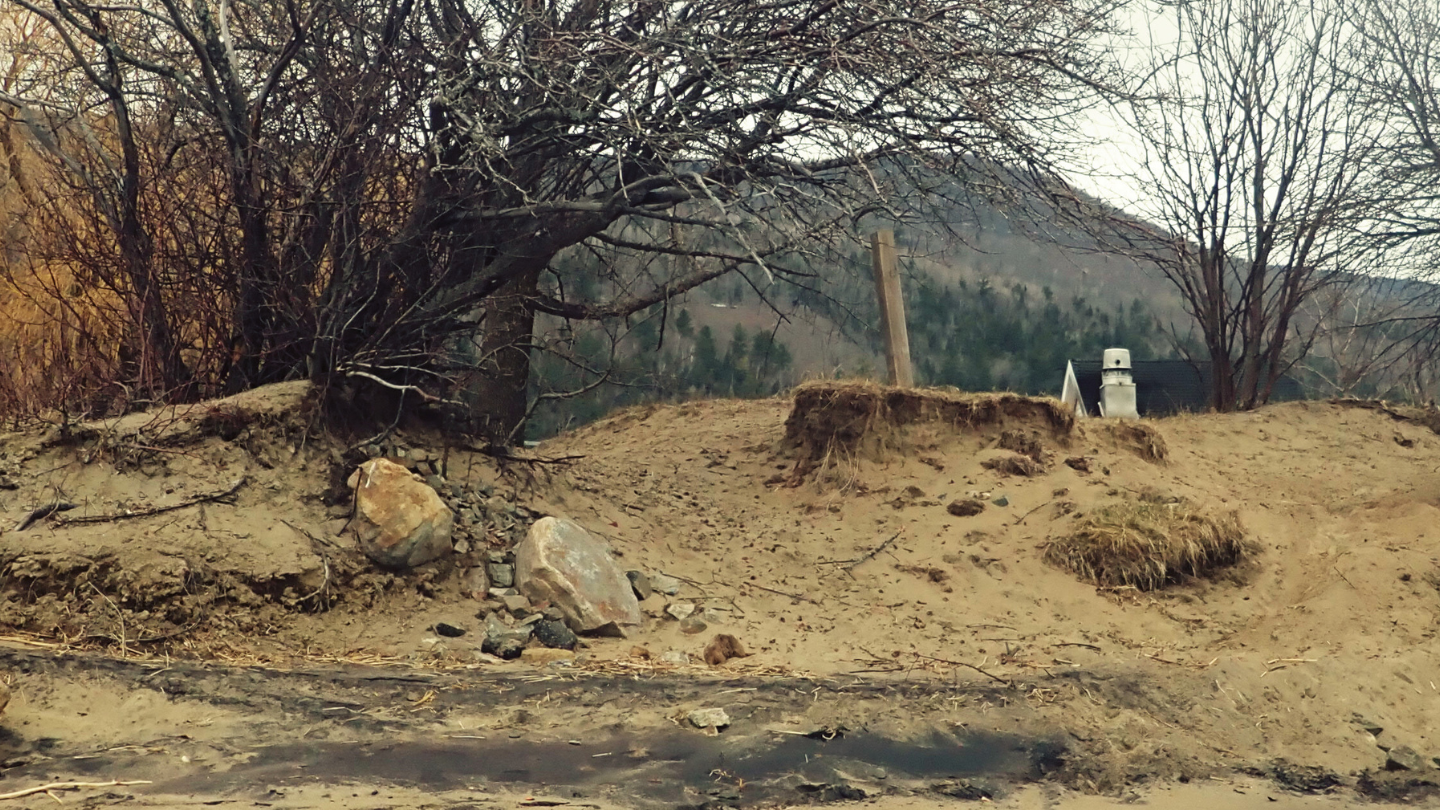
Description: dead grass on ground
1045,500,1250,591
782,380,1073,488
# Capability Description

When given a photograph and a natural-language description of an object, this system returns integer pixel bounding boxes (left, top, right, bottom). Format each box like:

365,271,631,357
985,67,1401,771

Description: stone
704,634,749,666
1064,456,1092,474
666,601,697,621
481,613,532,660
1353,715,1384,736
680,616,708,634
639,595,669,617
626,571,654,600
425,473,445,491
488,563,516,588
432,621,466,638
687,708,731,730
946,499,985,517
535,619,579,650
650,573,682,595
1386,745,1426,771
502,594,532,614
490,587,518,598
346,459,454,569
991,495,1010,507
521,648,576,666
515,517,642,634
661,650,690,665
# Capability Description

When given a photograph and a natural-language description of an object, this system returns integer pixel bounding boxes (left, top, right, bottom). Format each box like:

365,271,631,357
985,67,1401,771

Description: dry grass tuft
982,453,1046,477
1045,500,1250,590
782,380,1073,487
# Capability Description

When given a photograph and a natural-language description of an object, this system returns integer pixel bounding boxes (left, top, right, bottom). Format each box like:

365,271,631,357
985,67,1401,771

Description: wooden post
870,230,914,388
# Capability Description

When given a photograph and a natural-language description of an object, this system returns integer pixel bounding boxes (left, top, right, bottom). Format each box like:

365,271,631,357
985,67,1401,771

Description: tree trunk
471,268,540,447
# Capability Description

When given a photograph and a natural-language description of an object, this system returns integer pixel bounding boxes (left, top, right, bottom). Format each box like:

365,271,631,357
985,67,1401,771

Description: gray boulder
515,517,642,635
346,459,453,568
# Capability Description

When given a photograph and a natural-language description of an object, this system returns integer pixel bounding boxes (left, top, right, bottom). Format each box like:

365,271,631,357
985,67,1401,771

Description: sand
1,383,1439,806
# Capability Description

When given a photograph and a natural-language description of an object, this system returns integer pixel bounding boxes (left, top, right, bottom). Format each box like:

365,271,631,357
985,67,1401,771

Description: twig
1013,499,1053,525
56,478,247,526
0,780,152,800
843,530,903,572
14,501,77,531
1055,642,1102,651
913,653,1014,687
747,582,821,605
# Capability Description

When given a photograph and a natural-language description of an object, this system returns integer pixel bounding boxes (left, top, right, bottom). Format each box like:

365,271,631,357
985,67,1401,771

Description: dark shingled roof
1068,360,1304,417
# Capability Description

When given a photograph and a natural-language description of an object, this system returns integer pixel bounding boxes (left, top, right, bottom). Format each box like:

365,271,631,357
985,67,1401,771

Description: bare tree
2,0,1128,443
1112,0,1384,411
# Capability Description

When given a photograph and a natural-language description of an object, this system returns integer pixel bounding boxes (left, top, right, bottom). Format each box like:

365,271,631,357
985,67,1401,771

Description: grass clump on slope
1045,500,1251,590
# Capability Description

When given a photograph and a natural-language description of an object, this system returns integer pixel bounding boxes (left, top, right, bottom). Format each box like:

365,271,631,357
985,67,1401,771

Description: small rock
661,650,689,665
626,571,654,600
1354,715,1384,737
1064,456,1092,474
680,616,708,635
425,473,446,491
517,613,543,627
432,622,466,638
1386,745,1425,771
991,495,1010,507
703,634,749,666
666,601,697,620
521,648,575,666
487,563,515,589
490,587,518,598
946,499,985,517
481,614,532,659
639,595,668,617
650,573,682,595
535,619,579,651
463,567,490,601
687,708,731,730
487,550,506,564
454,538,471,554
502,594,532,614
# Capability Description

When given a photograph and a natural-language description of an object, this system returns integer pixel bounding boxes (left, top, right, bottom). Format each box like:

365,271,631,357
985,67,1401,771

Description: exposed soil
2,382,1440,807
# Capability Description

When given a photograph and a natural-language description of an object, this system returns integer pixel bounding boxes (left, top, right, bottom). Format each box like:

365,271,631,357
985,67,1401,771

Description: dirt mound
1044,499,1250,590
781,380,1073,485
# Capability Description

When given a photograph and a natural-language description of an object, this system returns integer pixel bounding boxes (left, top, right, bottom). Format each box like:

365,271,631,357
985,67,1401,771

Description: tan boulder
346,459,453,569
515,517,641,635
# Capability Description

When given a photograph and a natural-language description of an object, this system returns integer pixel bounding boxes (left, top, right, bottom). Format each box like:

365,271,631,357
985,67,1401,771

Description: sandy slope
2,386,1440,802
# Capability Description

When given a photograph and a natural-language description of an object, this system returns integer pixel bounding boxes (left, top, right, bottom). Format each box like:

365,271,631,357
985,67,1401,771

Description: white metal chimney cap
1102,348,1132,369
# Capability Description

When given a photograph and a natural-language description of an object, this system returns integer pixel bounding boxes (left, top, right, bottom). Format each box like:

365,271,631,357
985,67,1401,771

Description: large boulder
515,517,641,635
346,459,453,569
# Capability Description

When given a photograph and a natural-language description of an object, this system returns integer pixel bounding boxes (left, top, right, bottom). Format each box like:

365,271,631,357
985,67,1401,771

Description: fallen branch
1055,642,1102,651
0,779,153,800
14,501,77,531
747,582,821,605
55,478,247,526
913,653,1014,687
464,444,586,465
842,531,903,573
